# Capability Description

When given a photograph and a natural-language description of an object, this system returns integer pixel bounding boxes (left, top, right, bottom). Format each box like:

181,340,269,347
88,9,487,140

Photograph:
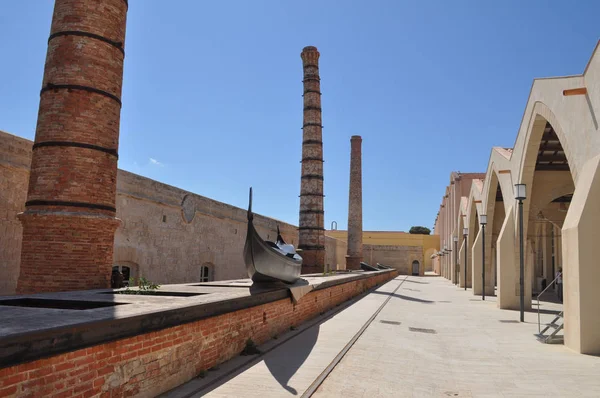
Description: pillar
345,136,363,270
299,46,325,273
563,154,600,354
472,229,483,295
542,222,553,282
451,236,457,284
17,0,128,293
458,241,465,288
497,208,532,310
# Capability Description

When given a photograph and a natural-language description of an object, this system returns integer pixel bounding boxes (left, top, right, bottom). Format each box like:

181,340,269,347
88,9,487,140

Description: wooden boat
244,188,302,284
360,262,380,272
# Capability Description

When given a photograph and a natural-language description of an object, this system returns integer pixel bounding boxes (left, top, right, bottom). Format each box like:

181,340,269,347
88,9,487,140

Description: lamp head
514,183,527,201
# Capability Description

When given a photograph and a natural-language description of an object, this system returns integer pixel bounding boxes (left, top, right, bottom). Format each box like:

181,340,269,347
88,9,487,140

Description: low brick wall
0,271,396,398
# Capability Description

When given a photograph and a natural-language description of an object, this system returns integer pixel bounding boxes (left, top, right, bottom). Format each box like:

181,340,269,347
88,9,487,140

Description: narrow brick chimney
346,136,363,270
299,46,325,273
17,0,128,293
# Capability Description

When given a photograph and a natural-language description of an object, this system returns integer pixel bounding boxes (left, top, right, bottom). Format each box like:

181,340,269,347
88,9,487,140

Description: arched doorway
412,260,420,276
521,119,574,303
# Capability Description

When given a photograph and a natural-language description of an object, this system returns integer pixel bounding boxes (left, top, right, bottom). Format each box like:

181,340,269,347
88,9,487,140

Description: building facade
433,42,600,355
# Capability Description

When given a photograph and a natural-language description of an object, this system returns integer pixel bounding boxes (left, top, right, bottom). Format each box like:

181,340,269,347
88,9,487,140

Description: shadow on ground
371,290,435,304
403,279,429,285
264,326,319,394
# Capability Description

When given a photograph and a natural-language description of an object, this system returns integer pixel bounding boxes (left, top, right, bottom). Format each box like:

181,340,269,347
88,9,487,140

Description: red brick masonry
0,271,396,398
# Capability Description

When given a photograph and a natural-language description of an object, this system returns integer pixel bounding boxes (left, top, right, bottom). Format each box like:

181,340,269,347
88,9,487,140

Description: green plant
409,226,431,235
290,325,297,331
119,277,160,295
240,338,260,356
198,370,207,378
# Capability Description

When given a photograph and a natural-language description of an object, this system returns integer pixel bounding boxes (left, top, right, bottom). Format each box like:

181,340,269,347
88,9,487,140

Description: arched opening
491,182,505,289
467,198,481,290
411,260,420,276
200,262,215,282
482,169,507,297
457,211,466,288
521,119,574,304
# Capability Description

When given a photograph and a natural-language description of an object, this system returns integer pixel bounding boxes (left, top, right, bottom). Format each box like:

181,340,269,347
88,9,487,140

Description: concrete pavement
163,276,600,398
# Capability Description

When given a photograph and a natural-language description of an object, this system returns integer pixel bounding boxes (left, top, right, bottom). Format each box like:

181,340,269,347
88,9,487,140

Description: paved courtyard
164,275,600,398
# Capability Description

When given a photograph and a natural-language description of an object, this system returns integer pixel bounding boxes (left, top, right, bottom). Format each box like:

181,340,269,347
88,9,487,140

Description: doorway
412,260,420,276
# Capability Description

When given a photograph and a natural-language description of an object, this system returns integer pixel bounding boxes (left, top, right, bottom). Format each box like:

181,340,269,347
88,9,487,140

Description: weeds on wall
118,277,160,295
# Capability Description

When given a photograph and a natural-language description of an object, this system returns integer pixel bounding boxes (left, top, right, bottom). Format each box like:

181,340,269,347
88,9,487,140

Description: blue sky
1,1,599,231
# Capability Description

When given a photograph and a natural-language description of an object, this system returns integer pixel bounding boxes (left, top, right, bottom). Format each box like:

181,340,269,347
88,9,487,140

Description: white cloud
149,157,164,167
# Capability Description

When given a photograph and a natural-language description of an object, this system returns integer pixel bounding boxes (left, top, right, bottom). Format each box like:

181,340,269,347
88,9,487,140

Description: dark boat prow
360,262,380,272
244,187,302,284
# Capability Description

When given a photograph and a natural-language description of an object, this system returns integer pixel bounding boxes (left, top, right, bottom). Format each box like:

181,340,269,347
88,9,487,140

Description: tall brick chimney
17,0,128,293
299,46,325,273
346,136,363,270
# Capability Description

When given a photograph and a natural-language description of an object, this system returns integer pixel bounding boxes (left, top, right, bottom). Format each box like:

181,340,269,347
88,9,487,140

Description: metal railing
536,272,562,337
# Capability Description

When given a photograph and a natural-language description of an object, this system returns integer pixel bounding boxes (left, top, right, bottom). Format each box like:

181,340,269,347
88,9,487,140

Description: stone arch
456,204,468,288
411,260,420,276
466,184,487,293
484,168,508,289
518,102,577,186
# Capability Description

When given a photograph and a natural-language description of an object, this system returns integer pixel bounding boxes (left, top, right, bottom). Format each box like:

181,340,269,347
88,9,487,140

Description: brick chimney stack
346,136,363,270
17,0,128,293
299,46,325,273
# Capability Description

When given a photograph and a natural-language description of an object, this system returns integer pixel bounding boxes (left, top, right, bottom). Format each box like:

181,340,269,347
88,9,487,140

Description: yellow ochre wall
324,231,440,272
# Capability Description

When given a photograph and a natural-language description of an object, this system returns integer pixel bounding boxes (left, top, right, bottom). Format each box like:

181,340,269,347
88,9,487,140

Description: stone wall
363,244,424,275
0,131,31,295
324,235,348,271
113,170,299,285
0,131,302,294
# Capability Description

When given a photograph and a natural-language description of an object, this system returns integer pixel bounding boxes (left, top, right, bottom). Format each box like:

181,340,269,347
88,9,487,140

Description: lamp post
515,183,527,322
463,227,468,291
480,214,487,301
453,236,458,285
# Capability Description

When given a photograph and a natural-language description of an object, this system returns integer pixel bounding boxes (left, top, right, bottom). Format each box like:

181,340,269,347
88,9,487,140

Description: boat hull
243,188,301,284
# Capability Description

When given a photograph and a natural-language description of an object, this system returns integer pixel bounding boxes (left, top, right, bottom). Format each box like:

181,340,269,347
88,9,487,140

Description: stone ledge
0,269,394,369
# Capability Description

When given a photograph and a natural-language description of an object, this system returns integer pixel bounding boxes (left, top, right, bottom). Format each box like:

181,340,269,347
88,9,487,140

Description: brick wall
0,271,396,398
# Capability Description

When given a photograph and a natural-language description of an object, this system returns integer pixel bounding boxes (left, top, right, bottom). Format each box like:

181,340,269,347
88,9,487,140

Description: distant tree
409,226,431,235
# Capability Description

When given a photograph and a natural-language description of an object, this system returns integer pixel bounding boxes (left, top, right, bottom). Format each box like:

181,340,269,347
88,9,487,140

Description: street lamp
515,183,527,322
453,235,459,285
463,227,468,291
480,214,487,301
